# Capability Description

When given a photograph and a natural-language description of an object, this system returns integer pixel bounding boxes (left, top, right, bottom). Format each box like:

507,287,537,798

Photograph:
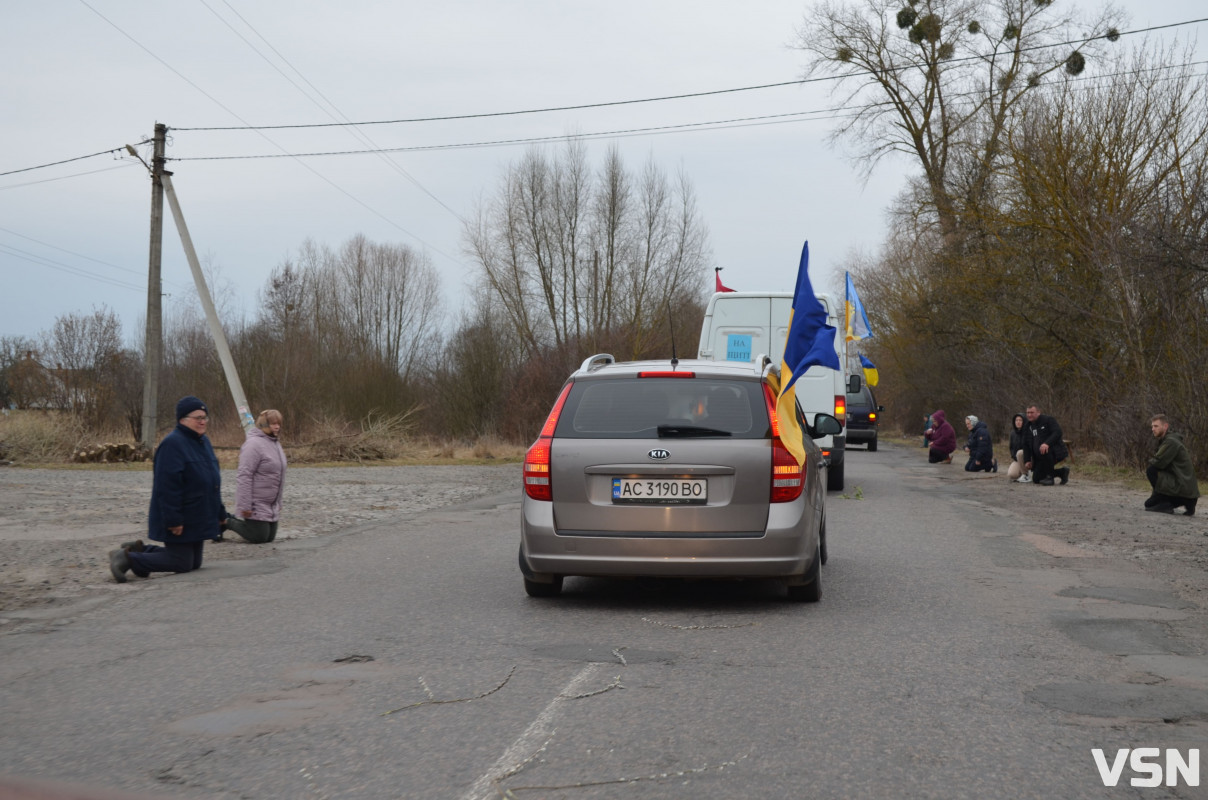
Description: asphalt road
2,444,1206,799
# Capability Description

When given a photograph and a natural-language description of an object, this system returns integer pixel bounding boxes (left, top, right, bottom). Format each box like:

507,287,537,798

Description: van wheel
868,436,878,452
827,459,844,492
524,576,563,598
787,544,821,602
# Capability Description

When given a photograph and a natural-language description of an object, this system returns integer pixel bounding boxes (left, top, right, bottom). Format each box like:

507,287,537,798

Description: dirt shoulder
0,463,520,625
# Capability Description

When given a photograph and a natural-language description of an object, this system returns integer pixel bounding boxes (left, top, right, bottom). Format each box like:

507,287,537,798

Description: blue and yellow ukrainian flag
860,354,879,387
774,242,840,466
845,271,873,342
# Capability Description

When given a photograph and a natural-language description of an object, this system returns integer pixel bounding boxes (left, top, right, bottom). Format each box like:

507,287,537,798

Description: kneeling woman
226,409,288,544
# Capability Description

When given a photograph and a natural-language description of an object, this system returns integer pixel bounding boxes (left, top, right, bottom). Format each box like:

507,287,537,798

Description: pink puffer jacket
235,427,287,522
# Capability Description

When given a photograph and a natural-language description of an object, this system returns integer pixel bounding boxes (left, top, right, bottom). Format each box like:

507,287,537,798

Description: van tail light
869,412,877,421
763,382,805,503
833,394,846,426
524,383,572,501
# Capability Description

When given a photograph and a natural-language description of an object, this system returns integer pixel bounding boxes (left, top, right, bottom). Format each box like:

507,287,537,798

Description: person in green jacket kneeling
1145,414,1200,516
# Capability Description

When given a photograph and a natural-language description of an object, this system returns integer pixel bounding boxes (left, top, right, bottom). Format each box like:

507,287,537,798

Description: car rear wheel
524,575,564,597
786,544,821,602
819,515,828,565
868,435,878,452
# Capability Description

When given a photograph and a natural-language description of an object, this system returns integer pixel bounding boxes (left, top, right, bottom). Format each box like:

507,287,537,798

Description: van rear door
702,295,772,363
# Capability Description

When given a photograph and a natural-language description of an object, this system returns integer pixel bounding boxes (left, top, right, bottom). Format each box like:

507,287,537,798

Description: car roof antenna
667,300,679,367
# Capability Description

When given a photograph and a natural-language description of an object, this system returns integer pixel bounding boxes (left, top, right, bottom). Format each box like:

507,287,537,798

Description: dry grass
0,409,527,468
0,410,129,464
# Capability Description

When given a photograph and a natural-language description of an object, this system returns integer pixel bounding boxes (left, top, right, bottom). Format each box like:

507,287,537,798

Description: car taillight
869,412,877,421
637,371,695,378
763,382,805,503
833,394,846,426
524,383,572,501
771,437,805,502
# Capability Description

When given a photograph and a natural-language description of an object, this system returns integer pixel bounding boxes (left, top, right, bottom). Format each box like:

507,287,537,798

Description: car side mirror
877,405,885,412
847,374,862,393
809,413,843,438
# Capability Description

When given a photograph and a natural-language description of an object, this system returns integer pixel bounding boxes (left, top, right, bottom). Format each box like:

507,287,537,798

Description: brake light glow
524,383,572,501
638,371,695,378
833,394,846,425
869,412,877,421
763,381,805,502
771,437,805,502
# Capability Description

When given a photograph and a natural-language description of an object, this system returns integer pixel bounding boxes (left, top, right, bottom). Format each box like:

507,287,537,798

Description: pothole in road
1027,682,1208,721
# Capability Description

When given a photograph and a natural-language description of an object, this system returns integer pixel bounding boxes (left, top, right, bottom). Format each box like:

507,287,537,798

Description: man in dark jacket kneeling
1024,404,1069,486
108,396,228,582
1145,414,1200,516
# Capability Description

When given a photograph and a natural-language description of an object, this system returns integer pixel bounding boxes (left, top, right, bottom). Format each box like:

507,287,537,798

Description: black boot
108,549,131,583
1145,502,1175,514
1184,498,1197,517
1057,467,1070,485
120,539,145,552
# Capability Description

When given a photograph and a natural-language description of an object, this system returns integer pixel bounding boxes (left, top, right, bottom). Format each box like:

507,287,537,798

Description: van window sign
726,334,752,362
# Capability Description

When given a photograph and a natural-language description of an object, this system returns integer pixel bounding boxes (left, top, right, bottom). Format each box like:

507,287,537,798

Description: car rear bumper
520,498,816,579
846,425,877,443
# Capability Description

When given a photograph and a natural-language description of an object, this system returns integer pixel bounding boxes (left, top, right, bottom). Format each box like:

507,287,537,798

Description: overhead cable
172,17,1208,133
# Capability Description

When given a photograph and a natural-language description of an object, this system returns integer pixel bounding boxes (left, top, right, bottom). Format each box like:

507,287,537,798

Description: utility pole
161,174,256,433
139,123,166,449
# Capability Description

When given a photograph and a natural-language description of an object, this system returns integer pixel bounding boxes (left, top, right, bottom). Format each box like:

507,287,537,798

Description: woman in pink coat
225,409,287,544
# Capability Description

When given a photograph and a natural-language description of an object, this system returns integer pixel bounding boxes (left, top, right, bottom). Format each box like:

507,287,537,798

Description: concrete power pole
139,123,167,449
161,174,256,433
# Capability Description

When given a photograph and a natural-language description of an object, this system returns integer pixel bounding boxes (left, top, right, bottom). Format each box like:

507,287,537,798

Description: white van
697,291,851,490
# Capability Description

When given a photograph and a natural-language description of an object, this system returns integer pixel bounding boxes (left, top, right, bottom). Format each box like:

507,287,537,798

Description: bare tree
466,140,711,360
796,0,1122,240
40,307,124,428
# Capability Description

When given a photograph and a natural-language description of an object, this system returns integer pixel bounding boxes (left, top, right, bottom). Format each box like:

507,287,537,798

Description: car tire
819,515,828,566
868,435,878,452
826,458,844,492
524,575,564,597
787,544,822,602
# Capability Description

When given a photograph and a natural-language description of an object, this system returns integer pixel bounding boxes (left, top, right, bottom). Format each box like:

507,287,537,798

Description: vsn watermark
1092,748,1200,787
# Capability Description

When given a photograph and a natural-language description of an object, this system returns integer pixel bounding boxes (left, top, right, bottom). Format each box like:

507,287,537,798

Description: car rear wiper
657,425,732,437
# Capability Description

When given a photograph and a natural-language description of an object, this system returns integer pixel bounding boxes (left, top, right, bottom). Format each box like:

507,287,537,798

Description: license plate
611,478,707,504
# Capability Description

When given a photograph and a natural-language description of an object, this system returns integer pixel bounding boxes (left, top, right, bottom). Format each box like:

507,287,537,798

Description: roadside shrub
289,410,420,463
0,410,91,463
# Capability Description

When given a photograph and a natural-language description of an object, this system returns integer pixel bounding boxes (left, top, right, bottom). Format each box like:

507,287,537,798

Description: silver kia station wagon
519,354,841,601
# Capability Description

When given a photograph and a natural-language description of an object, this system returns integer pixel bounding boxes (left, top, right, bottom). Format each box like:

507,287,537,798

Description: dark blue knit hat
176,396,207,421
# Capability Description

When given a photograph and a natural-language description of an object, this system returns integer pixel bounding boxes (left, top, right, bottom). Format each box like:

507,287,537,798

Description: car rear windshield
847,387,874,410
557,378,770,439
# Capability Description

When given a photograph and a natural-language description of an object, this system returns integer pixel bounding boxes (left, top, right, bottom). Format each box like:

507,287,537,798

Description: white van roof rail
578,353,615,373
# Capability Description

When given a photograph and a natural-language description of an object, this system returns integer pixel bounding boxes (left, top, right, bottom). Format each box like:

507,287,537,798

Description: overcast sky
2,1,1204,342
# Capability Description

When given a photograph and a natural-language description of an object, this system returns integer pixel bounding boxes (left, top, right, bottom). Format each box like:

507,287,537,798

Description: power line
166,59,1208,163
171,17,1208,133
0,145,143,178
172,109,853,161
8,16,1208,177
0,242,146,293
0,162,140,190
75,0,459,264
0,226,192,291
199,0,465,223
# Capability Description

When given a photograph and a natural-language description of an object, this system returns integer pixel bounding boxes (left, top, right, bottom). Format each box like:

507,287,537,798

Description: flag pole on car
772,242,841,467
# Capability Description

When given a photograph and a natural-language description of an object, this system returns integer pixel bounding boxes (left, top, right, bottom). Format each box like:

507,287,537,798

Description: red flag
715,271,735,293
